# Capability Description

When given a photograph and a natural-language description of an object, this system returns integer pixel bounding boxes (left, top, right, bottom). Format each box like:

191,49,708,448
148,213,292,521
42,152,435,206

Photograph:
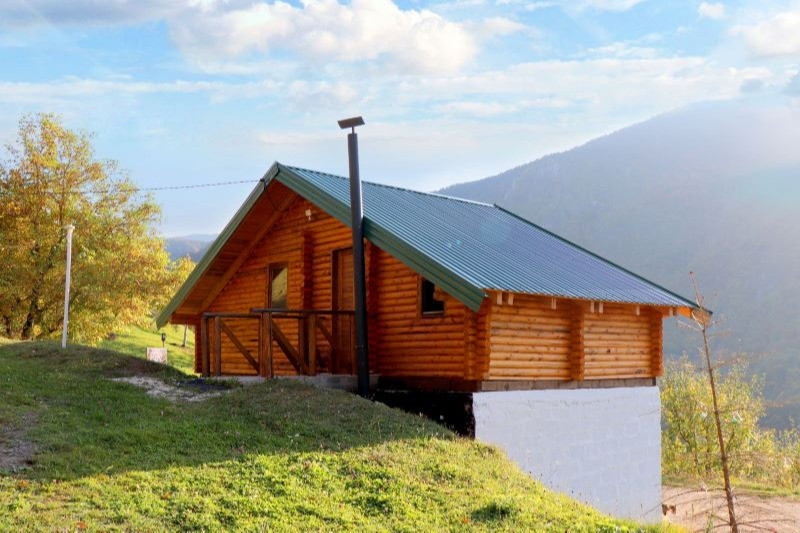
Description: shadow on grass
0,340,453,482
98,334,196,373
471,501,519,523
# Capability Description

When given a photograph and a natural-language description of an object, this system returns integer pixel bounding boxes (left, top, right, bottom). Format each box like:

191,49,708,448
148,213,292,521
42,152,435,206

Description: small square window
268,264,288,309
420,278,445,316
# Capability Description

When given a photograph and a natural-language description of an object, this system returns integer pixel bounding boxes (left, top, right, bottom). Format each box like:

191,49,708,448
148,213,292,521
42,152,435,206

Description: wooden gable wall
202,193,486,377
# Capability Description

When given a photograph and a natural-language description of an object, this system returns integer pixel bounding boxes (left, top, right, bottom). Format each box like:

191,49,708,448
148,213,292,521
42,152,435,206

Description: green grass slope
99,324,196,374
0,341,665,531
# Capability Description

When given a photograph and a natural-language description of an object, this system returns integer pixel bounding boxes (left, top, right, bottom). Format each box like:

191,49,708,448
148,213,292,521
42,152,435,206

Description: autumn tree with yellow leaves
0,114,193,343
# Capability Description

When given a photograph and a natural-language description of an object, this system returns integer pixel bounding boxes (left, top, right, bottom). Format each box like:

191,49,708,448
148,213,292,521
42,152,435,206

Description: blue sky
1,0,799,235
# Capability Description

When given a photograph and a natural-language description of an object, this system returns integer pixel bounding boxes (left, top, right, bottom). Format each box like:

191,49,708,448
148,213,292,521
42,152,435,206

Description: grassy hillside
0,340,662,531
99,324,196,374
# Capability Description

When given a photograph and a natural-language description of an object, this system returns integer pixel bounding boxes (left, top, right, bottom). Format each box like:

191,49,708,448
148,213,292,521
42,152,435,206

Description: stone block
146,348,168,364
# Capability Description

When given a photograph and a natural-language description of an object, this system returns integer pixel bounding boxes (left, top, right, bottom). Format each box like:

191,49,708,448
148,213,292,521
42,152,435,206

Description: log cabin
157,162,698,522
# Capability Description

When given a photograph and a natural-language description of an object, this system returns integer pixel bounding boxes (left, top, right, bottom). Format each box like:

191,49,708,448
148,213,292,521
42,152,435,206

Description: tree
661,357,765,482
684,274,739,531
0,113,193,343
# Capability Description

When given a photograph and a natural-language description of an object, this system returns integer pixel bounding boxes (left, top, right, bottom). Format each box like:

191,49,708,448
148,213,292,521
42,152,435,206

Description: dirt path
663,486,800,532
0,413,37,473
111,376,228,403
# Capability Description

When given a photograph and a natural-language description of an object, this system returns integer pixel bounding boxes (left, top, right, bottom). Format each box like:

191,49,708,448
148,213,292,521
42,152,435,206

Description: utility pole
337,116,369,397
61,224,75,349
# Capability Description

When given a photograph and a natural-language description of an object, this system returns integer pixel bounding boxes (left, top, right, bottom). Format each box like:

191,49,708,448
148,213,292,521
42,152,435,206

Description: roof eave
493,204,701,311
155,163,280,328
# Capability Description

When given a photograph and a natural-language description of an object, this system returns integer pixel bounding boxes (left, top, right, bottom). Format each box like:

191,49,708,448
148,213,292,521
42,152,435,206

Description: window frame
267,262,289,309
418,276,445,318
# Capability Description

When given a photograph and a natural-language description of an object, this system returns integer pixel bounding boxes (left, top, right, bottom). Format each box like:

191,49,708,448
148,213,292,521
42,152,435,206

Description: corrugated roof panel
282,165,696,309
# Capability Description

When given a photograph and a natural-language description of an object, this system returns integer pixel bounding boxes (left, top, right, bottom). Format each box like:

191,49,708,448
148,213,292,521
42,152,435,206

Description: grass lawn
0,340,670,531
98,324,196,374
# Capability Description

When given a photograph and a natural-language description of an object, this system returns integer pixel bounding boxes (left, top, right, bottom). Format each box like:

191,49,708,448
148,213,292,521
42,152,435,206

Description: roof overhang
157,164,286,327
157,162,701,327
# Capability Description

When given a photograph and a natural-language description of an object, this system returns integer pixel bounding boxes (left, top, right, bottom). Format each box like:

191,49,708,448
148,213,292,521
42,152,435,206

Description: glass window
269,264,288,309
420,278,445,316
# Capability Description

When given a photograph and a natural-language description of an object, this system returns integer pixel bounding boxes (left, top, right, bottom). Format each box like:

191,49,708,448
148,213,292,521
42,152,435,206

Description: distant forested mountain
165,234,216,262
440,101,800,428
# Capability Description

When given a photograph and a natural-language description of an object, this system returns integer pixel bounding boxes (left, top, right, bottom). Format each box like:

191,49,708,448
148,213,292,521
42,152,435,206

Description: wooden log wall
488,294,572,379
485,293,665,381
207,195,349,375
370,253,474,378
583,304,656,379
199,188,666,381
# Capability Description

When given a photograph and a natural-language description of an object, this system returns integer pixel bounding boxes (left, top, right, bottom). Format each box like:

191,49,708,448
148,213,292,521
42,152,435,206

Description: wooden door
332,248,354,373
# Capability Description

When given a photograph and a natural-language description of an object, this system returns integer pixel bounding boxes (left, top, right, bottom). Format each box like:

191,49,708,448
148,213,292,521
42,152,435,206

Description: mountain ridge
440,101,800,428
165,235,214,262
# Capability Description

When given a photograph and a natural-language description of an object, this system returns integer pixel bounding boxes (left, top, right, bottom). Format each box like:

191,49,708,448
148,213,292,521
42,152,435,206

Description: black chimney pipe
338,116,369,397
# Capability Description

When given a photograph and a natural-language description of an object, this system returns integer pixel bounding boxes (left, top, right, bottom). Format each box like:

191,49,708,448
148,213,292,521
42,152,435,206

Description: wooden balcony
199,308,355,378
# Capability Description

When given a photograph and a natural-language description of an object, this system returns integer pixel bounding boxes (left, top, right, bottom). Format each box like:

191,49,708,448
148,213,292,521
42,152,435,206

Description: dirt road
663,486,800,532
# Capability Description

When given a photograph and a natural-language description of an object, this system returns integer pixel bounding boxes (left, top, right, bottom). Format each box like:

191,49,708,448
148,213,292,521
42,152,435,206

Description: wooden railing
199,309,355,378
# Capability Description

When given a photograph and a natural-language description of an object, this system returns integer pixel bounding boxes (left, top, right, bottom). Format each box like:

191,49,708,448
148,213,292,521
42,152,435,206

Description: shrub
661,356,800,488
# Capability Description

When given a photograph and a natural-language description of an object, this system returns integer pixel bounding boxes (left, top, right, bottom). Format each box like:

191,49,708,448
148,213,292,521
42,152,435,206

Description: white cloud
479,16,528,36
170,0,478,74
698,2,725,20
1,54,769,117
732,8,800,57
786,72,800,95
286,81,359,109
586,42,659,59
0,0,182,26
739,78,763,93
572,0,645,11
494,0,643,11
0,77,284,106
521,1,559,10
436,97,570,116
0,0,478,75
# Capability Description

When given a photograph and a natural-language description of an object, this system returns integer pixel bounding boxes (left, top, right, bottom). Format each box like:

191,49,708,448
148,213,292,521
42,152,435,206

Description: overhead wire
1,178,262,195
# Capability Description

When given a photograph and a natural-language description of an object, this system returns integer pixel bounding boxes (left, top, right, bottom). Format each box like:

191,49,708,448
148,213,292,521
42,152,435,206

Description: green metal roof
158,162,696,326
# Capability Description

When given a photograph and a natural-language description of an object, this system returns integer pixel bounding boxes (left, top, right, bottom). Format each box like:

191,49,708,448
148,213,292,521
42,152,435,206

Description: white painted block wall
473,386,662,523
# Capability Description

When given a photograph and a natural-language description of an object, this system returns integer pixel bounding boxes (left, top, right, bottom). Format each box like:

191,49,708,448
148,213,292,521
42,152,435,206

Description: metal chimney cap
338,116,365,130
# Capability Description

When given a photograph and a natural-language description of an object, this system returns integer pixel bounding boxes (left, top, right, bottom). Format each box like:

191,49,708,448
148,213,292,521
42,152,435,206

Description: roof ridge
283,164,494,208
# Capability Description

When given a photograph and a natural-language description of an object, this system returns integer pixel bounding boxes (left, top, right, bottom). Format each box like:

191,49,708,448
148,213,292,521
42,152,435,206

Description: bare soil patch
664,485,800,532
0,413,37,473
111,376,229,403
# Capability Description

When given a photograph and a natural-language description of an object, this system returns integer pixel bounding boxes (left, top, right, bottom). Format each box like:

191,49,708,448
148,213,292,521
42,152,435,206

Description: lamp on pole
337,116,370,397
61,224,75,349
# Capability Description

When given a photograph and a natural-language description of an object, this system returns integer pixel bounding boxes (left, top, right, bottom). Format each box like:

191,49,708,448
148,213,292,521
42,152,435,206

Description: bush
661,357,800,488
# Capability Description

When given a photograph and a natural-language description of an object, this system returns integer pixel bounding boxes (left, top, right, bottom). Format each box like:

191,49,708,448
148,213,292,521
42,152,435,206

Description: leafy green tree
661,356,800,488
661,357,765,478
0,113,193,343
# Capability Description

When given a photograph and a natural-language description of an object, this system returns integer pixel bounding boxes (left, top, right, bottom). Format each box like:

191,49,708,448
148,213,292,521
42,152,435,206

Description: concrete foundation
472,386,662,523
